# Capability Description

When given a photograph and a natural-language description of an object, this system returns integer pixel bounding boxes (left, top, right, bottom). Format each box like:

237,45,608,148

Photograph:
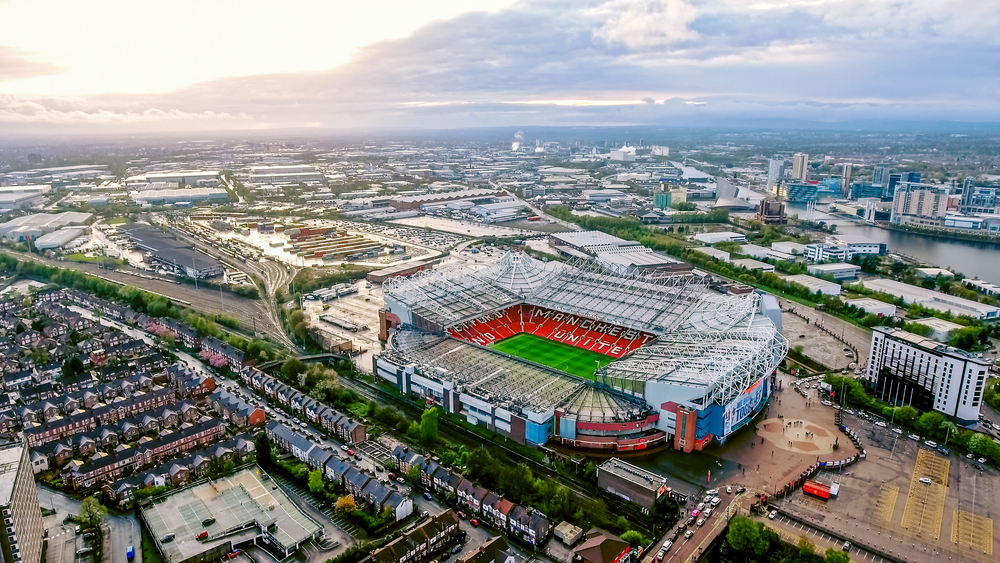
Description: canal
786,202,1000,282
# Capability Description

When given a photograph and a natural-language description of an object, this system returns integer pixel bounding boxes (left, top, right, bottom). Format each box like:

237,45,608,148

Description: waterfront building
804,243,852,263
851,183,883,200
827,235,886,255
781,182,819,203
865,327,991,425
962,279,1000,297
841,163,853,198
766,158,785,191
958,179,999,214
872,164,889,188
890,182,950,226
756,199,787,225
791,153,809,181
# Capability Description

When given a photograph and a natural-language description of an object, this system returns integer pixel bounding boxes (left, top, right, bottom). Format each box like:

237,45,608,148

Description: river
785,202,1000,283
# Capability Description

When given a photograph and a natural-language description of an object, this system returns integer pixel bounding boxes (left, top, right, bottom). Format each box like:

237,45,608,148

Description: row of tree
724,516,848,563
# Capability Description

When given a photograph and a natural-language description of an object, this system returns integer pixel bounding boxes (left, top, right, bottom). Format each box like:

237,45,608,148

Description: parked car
424,492,433,501
726,485,732,494
197,531,209,540
924,440,938,448
705,488,718,495
696,518,705,527
470,519,479,527
768,510,777,519
684,530,694,540
919,477,932,485
875,421,887,428
908,434,920,441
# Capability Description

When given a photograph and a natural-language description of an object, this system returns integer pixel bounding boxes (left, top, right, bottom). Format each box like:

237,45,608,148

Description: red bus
803,480,831,500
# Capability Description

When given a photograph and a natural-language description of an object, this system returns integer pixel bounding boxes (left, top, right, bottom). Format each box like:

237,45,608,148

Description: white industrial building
133,188,230,206
694,231,747,245
844,297,896,318
770,241,807,255
145,171,220,186
33,227,88,250
248,165,324,184
804,243,852,262
865,327,991,425
827,235,886,255
862,278,999,320
806,263,861,280
0,212,92,242
962,279,1000,297
783,274,841,296
731,258,774,273
909,318,964,342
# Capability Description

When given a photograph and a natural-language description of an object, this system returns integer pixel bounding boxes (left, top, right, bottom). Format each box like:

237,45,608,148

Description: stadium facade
375,250,787,453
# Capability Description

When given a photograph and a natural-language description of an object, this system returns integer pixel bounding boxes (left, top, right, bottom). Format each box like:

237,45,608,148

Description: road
39,486,140,563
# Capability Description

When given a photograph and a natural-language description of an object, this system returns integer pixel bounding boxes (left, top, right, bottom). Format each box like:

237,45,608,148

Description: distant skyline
2,0,999,133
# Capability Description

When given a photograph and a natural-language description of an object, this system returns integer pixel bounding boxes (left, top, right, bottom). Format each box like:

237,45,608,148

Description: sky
1,0,998,133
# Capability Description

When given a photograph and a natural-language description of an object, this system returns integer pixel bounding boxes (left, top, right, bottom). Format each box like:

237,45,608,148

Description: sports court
142,467,323,563
491,333,614,379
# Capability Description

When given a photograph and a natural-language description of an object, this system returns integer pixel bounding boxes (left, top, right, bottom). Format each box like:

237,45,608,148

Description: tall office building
960,177,976,211
841,163,853,198
766,158,785,191
791,153,809,181
872,164,890,187
0,440,43,563
865,327,991,424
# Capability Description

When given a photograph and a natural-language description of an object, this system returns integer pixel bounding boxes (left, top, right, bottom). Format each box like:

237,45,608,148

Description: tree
309,470,325,494
893,406,919,428
824,548,850,563
406,465,421,486
70,355,85,374
620,530,644,548
499,463,536,504
797,536,815,557
254,434,272,468
419,407,439,444
725,517,768,561
917,411,946,438
62,359,74,378
78,497,107,530
335,495,358,515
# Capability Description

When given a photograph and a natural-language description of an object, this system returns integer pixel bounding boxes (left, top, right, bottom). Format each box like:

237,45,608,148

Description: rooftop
598,457,665,491
0,442,23,506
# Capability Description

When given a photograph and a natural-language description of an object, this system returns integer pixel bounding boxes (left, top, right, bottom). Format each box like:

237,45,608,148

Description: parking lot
776,409,999,562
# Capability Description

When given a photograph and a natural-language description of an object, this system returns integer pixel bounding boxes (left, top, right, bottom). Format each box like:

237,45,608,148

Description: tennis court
491,333,614,379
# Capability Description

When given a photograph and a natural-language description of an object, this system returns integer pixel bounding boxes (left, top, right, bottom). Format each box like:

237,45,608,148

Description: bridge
257,353,350,371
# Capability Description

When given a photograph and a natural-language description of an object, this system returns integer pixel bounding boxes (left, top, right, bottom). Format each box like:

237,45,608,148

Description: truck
803,479,831,500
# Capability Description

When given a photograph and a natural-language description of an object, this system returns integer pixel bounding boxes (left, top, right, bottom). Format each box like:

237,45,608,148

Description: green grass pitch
490,333,615,379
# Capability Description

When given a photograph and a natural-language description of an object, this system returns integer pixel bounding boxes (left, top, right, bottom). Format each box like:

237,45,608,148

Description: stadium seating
450,305,655,359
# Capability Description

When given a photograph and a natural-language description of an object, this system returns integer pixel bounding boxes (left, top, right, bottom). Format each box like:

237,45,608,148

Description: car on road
127,547,134,561
458,511,466,520
691,509,700,518
924,440,937,448
726,485,732,494
908,434,920,441
696,502,705,511
696,518,705,527
875,421,887,428
768,510,777,519
341,445,348,451
420,511,429,519
662,540,672,553
711,497,721,507
470,519,479,527
424,492,434,501
452,546,463,555
347,449,355,456
892,428,902,434
396,477,405,484
978,457,987,464
821,400,832,407
937,447,950,456
684,530,694,540
703,508,713,518
686,517,696,527
161,534,175,543
77,548,93,556
705,488,718,495
656,549,665,561
967,453,975,459
919,477,932,485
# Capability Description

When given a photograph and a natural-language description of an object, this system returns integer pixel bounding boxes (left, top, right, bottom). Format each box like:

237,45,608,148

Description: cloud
0,46,64,82
3,0,1000,132
593,0,698,50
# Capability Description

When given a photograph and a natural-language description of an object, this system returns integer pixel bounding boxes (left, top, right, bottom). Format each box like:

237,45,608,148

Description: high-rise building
791,153,809,181
766,158,785,191
841,163,853,198
0,440,43,563
872,164,890,187
865,327,991,425
960,177,976,211
890,182,951,226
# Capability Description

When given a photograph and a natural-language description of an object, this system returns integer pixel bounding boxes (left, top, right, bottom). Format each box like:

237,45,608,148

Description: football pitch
490,333,614,379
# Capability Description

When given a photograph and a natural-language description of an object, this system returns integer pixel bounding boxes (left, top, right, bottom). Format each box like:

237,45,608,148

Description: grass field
491,333,614,379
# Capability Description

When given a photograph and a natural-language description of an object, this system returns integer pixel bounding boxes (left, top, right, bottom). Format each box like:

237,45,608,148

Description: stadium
374,249,788,453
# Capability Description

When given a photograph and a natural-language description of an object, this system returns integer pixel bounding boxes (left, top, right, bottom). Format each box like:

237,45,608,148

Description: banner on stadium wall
723,375,768,436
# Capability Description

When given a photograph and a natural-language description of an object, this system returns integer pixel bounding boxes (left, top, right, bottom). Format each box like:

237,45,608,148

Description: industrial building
33,227,88,249
783,275,842,296
375,249,787,453
134,188,230,206
0,440,44,563
141,467,323,563
694,232,747,245
806,263,861,280
0,212,92,242
844,298,896,318
120,225,224,278
145,171,220,186
804,243,852,263
248,165,324,184
861,278,999,320
596,458,666,512
827,235,886,255
864,327,992,425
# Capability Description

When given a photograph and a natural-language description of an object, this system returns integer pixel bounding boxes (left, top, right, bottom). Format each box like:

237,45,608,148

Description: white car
768,510,777,519
875,421,887,428
711,497,721,507
978,457,987,464
924,440,938,448
919,477,932,485
726,485,732,494
705,489,718,496
892,428,902,434
821,400,832,407
340,445,348,451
